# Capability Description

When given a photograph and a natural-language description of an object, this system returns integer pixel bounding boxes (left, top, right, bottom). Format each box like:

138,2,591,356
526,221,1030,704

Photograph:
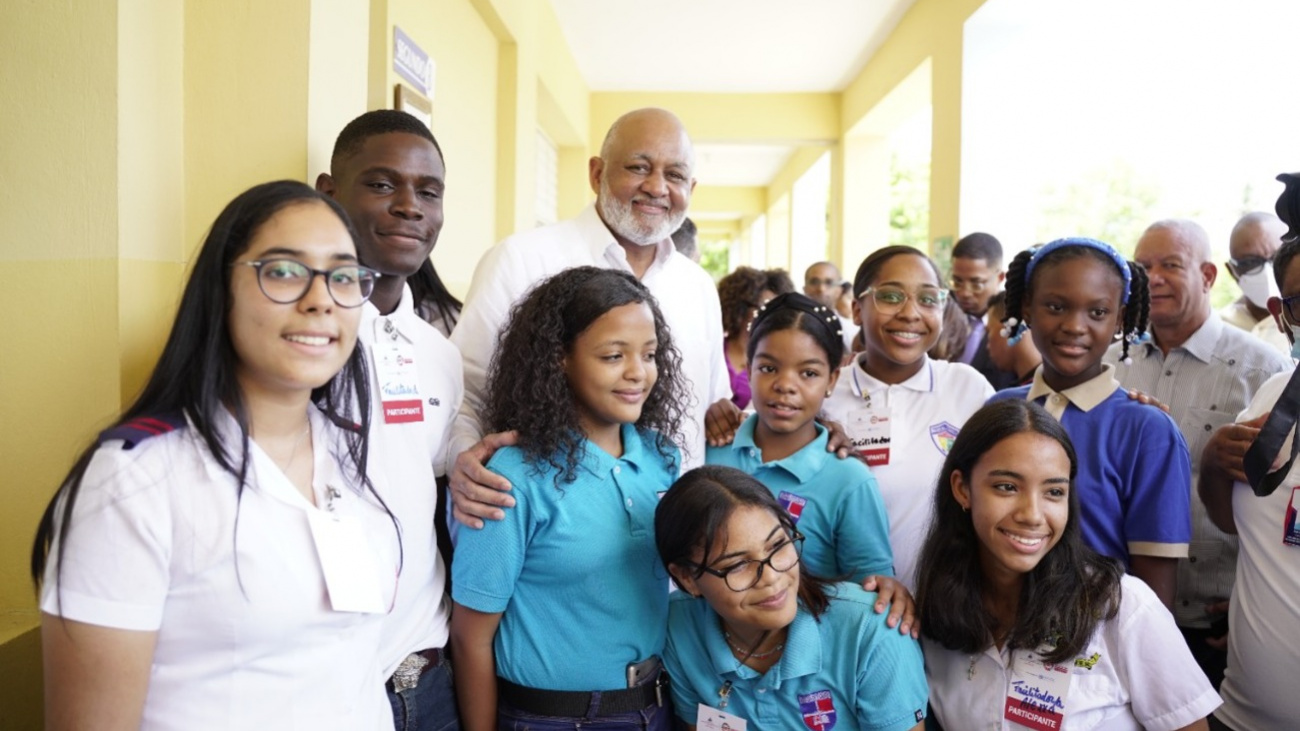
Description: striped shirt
1106,312,1291,628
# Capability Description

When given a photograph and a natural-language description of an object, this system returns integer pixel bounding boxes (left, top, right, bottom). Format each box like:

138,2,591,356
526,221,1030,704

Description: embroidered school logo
1074,652,1101,670
929,422,959,455
798,690,837,730
778,491,808,523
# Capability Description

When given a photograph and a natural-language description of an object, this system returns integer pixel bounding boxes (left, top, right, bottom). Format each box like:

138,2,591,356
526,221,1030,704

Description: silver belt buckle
391,651,430,693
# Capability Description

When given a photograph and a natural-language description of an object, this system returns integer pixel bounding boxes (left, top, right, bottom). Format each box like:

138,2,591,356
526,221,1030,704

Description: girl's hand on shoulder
705,399,744,446
817,417,854,459
449,430,519,528
1125,389,1170,413
862,575,919,638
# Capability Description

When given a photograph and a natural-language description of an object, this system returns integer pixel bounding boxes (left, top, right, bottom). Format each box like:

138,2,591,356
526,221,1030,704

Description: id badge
697,704,747,731
1004,645,1072,730
1284,486,1300,547
307,510,386,613
373,319,423,424
847,406,891,466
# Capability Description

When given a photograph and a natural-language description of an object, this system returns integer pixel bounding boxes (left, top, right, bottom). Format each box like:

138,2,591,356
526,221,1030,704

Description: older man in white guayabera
447,107,731,529
1107,218,1291,689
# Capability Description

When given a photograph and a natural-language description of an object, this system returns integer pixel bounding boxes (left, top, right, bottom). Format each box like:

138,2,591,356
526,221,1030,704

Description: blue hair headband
1002,237,1149,356
1025,237,1133,305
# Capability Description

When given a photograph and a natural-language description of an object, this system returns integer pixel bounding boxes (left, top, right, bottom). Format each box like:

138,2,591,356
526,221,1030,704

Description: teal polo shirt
706,415,893,581
663,583,928,730
452,424,677,690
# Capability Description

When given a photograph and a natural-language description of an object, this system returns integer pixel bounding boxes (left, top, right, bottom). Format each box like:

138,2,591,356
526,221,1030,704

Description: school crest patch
778,491,807,523
799,690,837,730
929,421,960,455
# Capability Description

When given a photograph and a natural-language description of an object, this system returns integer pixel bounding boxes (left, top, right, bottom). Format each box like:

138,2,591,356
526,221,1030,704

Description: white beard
597,177,685,246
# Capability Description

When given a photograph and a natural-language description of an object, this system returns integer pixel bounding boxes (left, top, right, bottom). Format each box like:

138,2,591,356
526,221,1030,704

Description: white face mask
1238,264,1279,309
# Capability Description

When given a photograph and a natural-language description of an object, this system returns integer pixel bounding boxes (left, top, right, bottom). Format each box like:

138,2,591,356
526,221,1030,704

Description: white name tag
1004,644,1073,730
697,703,747,731
373,319,424,424
307,510,385,614
847,406,891,466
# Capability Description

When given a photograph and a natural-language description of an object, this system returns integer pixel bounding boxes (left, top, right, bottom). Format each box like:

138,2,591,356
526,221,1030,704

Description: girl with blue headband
988,237,1193,610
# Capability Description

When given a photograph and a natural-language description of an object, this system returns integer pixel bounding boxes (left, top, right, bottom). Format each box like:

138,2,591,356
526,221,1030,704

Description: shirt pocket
1178,408,1236,467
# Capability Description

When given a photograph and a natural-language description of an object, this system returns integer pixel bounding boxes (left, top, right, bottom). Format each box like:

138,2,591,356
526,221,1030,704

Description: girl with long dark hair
32,180,400,729
917,399,1218,730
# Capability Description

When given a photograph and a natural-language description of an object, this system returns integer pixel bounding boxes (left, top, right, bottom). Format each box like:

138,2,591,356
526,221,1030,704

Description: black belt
497,673,665,718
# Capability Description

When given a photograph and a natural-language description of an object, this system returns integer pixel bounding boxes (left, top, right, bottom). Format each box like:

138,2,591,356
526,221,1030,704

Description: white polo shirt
821,356,993,589
925,576,1221,731
1215,369,1300,730
40,408,399,730
449,203,730,470
359,284,463,676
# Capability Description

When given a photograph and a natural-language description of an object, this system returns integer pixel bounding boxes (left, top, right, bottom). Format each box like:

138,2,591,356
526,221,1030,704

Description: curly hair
1002,242,1151,362
482,266,689,486
717,267,771,339
915,400,1122,664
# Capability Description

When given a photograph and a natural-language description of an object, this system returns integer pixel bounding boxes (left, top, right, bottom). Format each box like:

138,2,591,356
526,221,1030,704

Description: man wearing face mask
1219,212,1291,355
1108,219,1292,689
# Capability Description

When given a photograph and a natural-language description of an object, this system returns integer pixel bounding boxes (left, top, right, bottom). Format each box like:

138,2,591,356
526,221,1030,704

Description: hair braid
1120,262,1151,361
1002,248,1035,333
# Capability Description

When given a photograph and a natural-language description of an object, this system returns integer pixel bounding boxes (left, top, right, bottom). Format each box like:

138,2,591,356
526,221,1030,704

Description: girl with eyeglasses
656,465,928,731
917,399,1218,730
450,266,691,731
32,181,400,729
821,246,994,591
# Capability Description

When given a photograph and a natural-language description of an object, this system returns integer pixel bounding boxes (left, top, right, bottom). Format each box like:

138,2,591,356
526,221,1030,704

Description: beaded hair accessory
749,291,843,338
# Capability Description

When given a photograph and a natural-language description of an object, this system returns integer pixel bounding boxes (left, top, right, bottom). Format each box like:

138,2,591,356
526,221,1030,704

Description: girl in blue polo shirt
987,237,1192,609
706,292,894,584
656,465,928,731
916,399,1218,729
450,266,690,731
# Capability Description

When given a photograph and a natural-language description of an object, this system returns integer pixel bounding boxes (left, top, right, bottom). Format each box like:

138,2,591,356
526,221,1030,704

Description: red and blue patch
778,491,807,524
929,421,960,455
799,689,837,730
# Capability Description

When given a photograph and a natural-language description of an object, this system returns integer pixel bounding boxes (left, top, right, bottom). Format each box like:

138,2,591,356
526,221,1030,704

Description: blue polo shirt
706,415,893,581
988,368,1191,566
663,583,928,730
451,424,677,690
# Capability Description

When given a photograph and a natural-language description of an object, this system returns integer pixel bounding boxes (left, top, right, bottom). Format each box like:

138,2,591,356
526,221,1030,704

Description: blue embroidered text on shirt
1010,680,1065,711
798,689,837,731
778,491,807,523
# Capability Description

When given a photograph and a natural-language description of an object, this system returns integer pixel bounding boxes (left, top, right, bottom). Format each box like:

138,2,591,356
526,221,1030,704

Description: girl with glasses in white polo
33,181,400,730
820,246,994,591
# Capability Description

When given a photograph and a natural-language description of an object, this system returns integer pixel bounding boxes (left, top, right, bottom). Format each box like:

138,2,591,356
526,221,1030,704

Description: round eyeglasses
860,286,948,316
695,532,804,592
235,258,379,308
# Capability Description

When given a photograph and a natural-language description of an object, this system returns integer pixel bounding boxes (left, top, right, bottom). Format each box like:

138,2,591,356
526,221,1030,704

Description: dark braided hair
482,266,689,487
1000,239,1151,362
746,292,845,367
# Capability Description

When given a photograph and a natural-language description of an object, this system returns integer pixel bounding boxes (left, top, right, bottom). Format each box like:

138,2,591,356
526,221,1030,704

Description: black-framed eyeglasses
692,532,804,592
235,258,379,308
1228,255,1273,276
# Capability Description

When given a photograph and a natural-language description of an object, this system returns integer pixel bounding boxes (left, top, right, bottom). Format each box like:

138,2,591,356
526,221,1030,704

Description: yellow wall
0,2,976,726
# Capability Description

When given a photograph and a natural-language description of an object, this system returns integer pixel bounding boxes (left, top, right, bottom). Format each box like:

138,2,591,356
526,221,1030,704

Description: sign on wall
393,26,435,99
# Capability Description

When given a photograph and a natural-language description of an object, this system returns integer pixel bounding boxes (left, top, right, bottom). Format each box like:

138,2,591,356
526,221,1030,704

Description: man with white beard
447,108,731,527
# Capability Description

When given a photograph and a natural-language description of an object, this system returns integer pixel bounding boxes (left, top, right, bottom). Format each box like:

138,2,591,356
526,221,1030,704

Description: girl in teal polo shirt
450,266,691,731
657,465,928,731
706,292,894,584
